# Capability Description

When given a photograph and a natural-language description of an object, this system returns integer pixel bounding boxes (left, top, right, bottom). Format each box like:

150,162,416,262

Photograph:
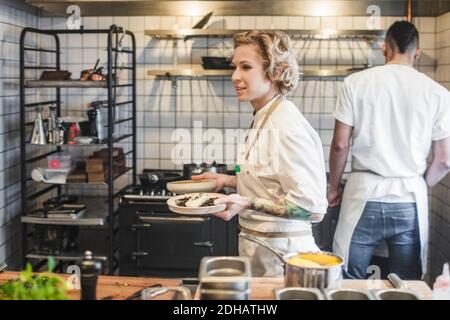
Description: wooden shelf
145,29,385,40
147,65,367,78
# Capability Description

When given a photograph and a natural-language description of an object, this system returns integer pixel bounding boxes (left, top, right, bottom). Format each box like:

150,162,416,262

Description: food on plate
177,193,218,208
287,253,342,268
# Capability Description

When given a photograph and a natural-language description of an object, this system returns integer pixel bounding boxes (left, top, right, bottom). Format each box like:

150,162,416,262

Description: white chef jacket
237,96,328,277
333,64,450,276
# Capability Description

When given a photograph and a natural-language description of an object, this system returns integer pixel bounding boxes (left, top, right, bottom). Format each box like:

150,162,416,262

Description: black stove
118,170,238,277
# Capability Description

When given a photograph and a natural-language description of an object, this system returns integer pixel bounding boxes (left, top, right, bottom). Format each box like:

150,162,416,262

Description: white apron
332,172,429,277
237,162,319,277
235,97,318,277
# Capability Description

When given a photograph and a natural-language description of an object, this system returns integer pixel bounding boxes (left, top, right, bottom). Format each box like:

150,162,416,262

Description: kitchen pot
240,233,344,289
183,161,227,179
138,171,183,189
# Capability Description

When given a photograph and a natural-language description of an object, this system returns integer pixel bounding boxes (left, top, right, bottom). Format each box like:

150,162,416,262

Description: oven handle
131,223,151,231
137,215,209,223
131,251,149,260
193,241,214,248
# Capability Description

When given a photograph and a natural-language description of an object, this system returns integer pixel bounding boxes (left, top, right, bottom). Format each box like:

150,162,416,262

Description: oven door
131,213,214,270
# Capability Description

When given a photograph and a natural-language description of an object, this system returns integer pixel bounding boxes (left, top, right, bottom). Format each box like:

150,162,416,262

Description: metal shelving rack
19,25,137,274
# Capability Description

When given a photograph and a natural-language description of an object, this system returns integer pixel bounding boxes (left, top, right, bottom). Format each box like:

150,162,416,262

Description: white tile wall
0,1,38,269
429,11,450,285
1,6,447,270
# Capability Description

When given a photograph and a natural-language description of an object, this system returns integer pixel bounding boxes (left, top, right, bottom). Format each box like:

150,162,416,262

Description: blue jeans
346,201,421,280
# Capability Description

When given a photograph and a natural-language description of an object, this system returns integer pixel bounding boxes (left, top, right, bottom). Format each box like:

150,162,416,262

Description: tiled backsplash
0,1,38,269
428,11,450,285
0,0,448,280
38,15,435,175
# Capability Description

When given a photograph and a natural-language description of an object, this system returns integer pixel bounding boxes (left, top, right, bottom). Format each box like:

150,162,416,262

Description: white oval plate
167,193,226,215
166,179,216,194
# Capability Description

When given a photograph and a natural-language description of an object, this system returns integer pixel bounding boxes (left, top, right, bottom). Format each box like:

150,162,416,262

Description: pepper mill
80,250,101,300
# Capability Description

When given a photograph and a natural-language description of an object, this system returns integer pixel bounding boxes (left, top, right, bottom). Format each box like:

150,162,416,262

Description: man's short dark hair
386,21,419,53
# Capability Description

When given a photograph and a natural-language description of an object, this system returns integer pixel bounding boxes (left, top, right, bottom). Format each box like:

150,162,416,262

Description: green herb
0,258,69,300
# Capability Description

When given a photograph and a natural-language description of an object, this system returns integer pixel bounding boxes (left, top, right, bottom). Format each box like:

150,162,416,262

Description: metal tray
324,288,372,300
199,256,251,290
200,288,251,300
274,287,324,300
371,289,420,300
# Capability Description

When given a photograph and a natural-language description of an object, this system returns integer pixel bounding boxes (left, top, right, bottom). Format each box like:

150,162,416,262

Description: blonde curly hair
233,30,299,95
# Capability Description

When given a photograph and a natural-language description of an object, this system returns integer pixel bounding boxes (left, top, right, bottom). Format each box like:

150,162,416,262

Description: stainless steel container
141,286,192,300
372,289,420,300
324,288,372,300
200,288,251,300
199,256,251,290
274,287,324,300
240,233,344,289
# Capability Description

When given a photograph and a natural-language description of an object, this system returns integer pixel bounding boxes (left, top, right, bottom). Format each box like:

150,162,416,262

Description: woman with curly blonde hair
193,30,328,276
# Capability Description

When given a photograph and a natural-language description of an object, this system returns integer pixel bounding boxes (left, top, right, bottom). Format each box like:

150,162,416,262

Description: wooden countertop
0,271,432,300
243,277,433,300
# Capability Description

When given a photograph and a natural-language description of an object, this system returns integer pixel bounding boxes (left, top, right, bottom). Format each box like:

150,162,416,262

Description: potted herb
0,257,69,300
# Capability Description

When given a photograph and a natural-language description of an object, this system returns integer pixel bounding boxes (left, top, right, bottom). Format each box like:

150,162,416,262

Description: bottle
433,263,450,300
55,119,66,145
86,108,99,142
80,250,102,300
47,105,57,144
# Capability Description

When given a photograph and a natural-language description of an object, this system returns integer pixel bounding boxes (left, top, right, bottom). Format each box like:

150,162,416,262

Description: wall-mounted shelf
147,65,368,79
145,29,385,40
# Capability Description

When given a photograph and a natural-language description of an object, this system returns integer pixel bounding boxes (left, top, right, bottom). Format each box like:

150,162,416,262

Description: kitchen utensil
139,171,183,190
141,286,192,300
39,70,71,80
274,287,324,300
167,193,226,215
31,167,69,184
184,11,213,41
371,289,420,300
199,256,251,291
201,56,233,70
47,105,58,144
324,288,372,300
30,106,47,145
92,58,100,72
183,162,227,179
31,167,46,182
240,233,344,289
200,288,251,300
166,179,216,194
387,273,407,290
43,194,78,208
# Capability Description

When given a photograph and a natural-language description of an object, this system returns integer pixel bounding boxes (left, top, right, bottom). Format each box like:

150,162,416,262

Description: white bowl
166,179,216,194
167,193,226,215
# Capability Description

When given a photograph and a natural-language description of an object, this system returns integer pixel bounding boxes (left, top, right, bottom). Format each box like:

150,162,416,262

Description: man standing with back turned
328,21,450,279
